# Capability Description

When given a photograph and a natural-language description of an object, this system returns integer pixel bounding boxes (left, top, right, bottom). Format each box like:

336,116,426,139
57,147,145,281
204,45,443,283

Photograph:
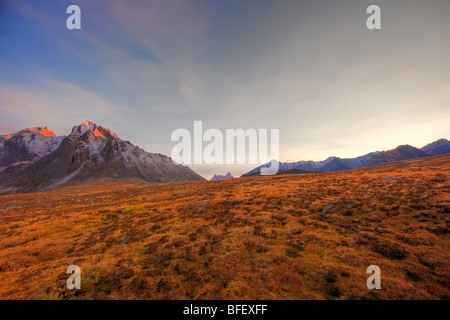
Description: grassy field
0,155,448,300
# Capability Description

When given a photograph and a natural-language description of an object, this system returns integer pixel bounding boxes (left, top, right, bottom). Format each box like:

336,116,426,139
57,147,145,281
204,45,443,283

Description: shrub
122,205,144,214
324,271,338,284
199,245,207,256
372,241,408,260
286,248,300,258
325,285,341,299
150,224,161,232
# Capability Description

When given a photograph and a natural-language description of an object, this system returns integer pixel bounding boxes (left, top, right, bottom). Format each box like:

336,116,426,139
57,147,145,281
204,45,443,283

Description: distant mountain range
243,168,313,177
1,123,448,193
210,172,233,181
0,121,205,194
242,138,450,176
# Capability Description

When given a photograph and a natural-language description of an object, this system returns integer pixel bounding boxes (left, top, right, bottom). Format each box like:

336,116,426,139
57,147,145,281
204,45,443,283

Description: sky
1,0,449,179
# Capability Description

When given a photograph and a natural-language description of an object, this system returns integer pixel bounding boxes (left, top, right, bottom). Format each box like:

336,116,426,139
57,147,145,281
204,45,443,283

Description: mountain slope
242,152,378,176
320,152,379,172
421,138,450,156
363,145,428,167
243,156,337,176
243,139,449,176
244,168,314,176
210,172,233,181
0,127,63,168
0,121,204,194
1,155,448,299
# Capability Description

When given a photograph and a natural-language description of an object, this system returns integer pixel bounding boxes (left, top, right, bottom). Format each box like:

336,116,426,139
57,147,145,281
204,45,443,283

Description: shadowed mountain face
210,172,233,181
321,152,379,172
243,139,449,176
363,145,428,167
0,121,205,194
243,168,314,177
243,152,378,176
421,138,450,156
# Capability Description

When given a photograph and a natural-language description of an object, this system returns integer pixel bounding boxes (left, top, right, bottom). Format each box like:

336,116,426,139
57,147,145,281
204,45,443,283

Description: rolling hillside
0,155,448,299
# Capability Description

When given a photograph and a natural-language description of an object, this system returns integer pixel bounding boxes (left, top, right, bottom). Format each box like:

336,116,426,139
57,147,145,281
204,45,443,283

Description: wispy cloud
1,0,450,178
0,77,120,134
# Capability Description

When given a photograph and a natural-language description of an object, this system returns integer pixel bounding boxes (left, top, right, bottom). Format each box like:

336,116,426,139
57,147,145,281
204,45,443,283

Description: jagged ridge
0,121,205,194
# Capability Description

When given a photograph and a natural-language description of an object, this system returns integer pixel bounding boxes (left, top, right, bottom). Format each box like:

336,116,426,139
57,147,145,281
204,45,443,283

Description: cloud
1,0,450,178
0,77,119,135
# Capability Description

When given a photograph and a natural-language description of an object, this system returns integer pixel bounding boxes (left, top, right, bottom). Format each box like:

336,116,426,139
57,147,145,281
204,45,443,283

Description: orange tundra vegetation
0,155,448,300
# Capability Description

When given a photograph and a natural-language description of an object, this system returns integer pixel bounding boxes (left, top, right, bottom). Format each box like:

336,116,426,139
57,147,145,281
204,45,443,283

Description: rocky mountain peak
0,121,205,194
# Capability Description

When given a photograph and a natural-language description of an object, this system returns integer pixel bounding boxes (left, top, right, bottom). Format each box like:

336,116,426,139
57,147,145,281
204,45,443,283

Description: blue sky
1,0,449,178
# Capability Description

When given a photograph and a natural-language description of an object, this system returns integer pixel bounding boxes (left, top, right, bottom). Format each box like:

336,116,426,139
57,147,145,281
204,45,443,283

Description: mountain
244,168,313,177
244,157,335,176
242,139,449,176
0,127,63,168
421,138,450,156
363,145,428,167
320,152,379,172
210,172,233,181
0,121,205,194
243,152,378,176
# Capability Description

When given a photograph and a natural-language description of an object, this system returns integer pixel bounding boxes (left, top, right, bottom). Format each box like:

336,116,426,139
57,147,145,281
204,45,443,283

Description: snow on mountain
243,152,378,176
71,120,118,139
278,156,338,172
0,127,64,167
0,121,205,194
